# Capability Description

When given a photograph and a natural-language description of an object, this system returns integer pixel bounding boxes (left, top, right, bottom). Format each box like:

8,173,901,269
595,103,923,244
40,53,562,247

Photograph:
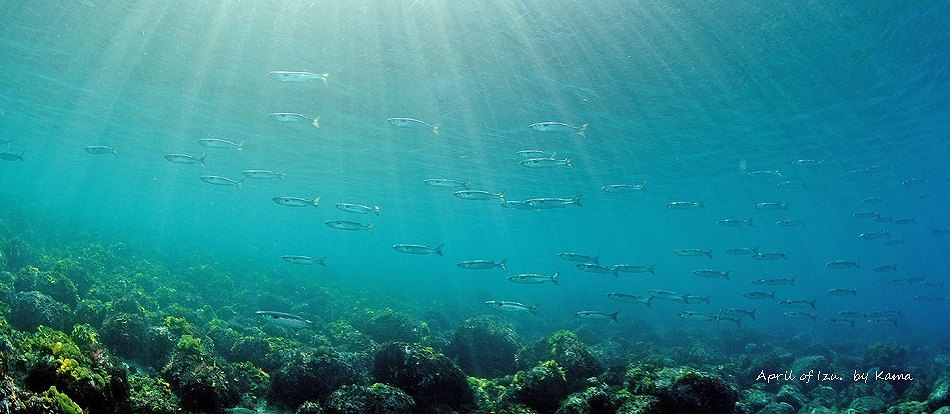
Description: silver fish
791,159,825,167
198,138,243,150
777,180,807,189
894,217,915,224
784,312,817,321
269,113,320,128
273,196,320,208
387,118,440,134
558,253,600,264
693,269,729,279
826,260,859,269
500,200,534,210
611,264,655,275
748,170,782,178
281,255,326,266
84,145,118,156
679,311,719,322
853,211,881,219
902,177,923,186
873,215,893,223
674,249,713,259
718,217,753,227
576,311,618,321
859,231,889,240
242,170,286,180
268,71,329,84
607,293,652,307
682,295,711,304
867,318,898,327
485,301,538,313
457,259,508,270
325,220,373,231
863,197,883,204
752,251,787,261
519,156,572,168
256,311,312,328
648,290,685,301
508,272,559,285
754,202,788,211
516,150,554,158
528,121,587,137
393,243,443,255
827,289,857,296
839,311,867,319
200,176,243,188
576,263,617,276
779,299,816,309
164,153,206,167
743,291,776,300
334,203,380,215
453,190,505,201
0,152,23,161
866,310,901,319
777,219,805,227
423,178,470,189
751,276,796,286
601,182,647,193
666,200,704,210
525,195,582,209
719,308,756,319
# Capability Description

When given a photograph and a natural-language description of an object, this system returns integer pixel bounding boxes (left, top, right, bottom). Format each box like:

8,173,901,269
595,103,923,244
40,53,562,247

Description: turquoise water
1,0,949,349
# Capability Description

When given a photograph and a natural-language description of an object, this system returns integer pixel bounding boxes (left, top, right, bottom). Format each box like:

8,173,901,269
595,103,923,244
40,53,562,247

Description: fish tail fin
698,200,705,208
435,243,444,256
552,272,560,286
613,268,618,277
747,217,754,227
610,311,619,322
499,258,508,271
782,202,789,210
645,297,653,308
809,299,816,309
751,309,757,320
770,291,776,299
463,181,472,189
236,180,244,189
640,180,647,191
703,296,710,304
850,289,857,296
312,197,321,208
572,194,582,207
819,158,826,166
112,147,119,157
199,154,207,168
432,124,441,135
724,271,730,280
783,252,788,261
855,260,860,269
593,255,600,265
565,155,573,168
279,173,287,181
365,222,374,232
648,265,655,275
374,205,381,216
320,73,329,85
777,169,782,177
576,123,587,138
791,275,796,286
497,190,506,202
707,250,713,260
530,304,540,314
237,142,245,151
318,257,327,267
312,116,321,128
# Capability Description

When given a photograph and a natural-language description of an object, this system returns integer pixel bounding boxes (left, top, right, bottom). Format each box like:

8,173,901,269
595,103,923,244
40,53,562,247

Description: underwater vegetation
1,225,950,413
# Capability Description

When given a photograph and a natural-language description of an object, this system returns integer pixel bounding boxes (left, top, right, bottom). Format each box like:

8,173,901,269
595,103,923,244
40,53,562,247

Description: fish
901,177,923,186
508,272,559,285
325,220,373,231
914,296,950,303
558,253,600,264
776,219,805,227
848,168,872,177
200,176,243,188
423,178,470,189
575,311,618,321
719,308,756,319
779,299,816,309
866,310,901,319
859,231,889,240
666,200,704,210
752,251,787,261
334,203,381,215
84,145,118,156
873,215,893,223
457,259,508,271
674,249,713,259
516,150,554,158
682,295,711,305
387,118,440,135
791,159,825,167
827,289,857,296
607,293,652,307
648,290,685,301
164,153,206,167
528,121,587,138
519,156,572,168
611,264,656,275
897,215,918,222
281,255,327,266
826,260,859,269
576,263,617,276
863,197,883,204
268,71,329,84
500,200,534,210
601,182,647,193
754,202,788,211
853,212,881,219
242,170,286,181
453,190,505,201
884,278,914,286
784,312,817,321
198,138,244,150
273,196,320,208
678,311,719,322
825,318,856,328
873,264,898,273
256,311,313,328
726,247,758,256
747,170,782,178
751,276,796,286
839,311,867,319
525,195,582,210
269,113,320,128
0,152,23,161
743,291,776,300
693,269,729,279
921,280,944,289
882,238,904,246
485,301,538,313
0,138,11,148
867,318,898,327
393,243,443,255
718,217,753,227
777,180,807,189
933,229,950,236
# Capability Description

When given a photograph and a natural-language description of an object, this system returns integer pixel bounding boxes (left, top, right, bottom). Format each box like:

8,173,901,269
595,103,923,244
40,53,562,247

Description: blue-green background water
1,1,948,345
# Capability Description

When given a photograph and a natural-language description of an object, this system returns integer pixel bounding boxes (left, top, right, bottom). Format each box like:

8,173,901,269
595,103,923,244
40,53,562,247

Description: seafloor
0,220,948,414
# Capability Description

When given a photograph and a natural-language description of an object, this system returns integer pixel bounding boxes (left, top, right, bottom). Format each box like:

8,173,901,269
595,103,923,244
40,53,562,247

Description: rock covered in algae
270,347,369,409
10,290,69,331
324,383,415,414
372,342,476,412
446,315,521,378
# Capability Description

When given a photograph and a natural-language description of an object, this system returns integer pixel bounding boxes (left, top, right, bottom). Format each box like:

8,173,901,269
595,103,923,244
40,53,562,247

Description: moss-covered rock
446,315,520,378
296,401,326,414
554,385,613,414
3,237,36,272
518,331,603,391
25,385,83,414
128,374,179,414
14,267,79,307
504,360,569,414
847,395,886,414
372,342,475,412
615,394,662,414
624,365,737,414
929,376,950,410
756,402,795,414
10,290,69,331
325,383,415,414
160,334,240,412
358,308,430,344
270,347,368,409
